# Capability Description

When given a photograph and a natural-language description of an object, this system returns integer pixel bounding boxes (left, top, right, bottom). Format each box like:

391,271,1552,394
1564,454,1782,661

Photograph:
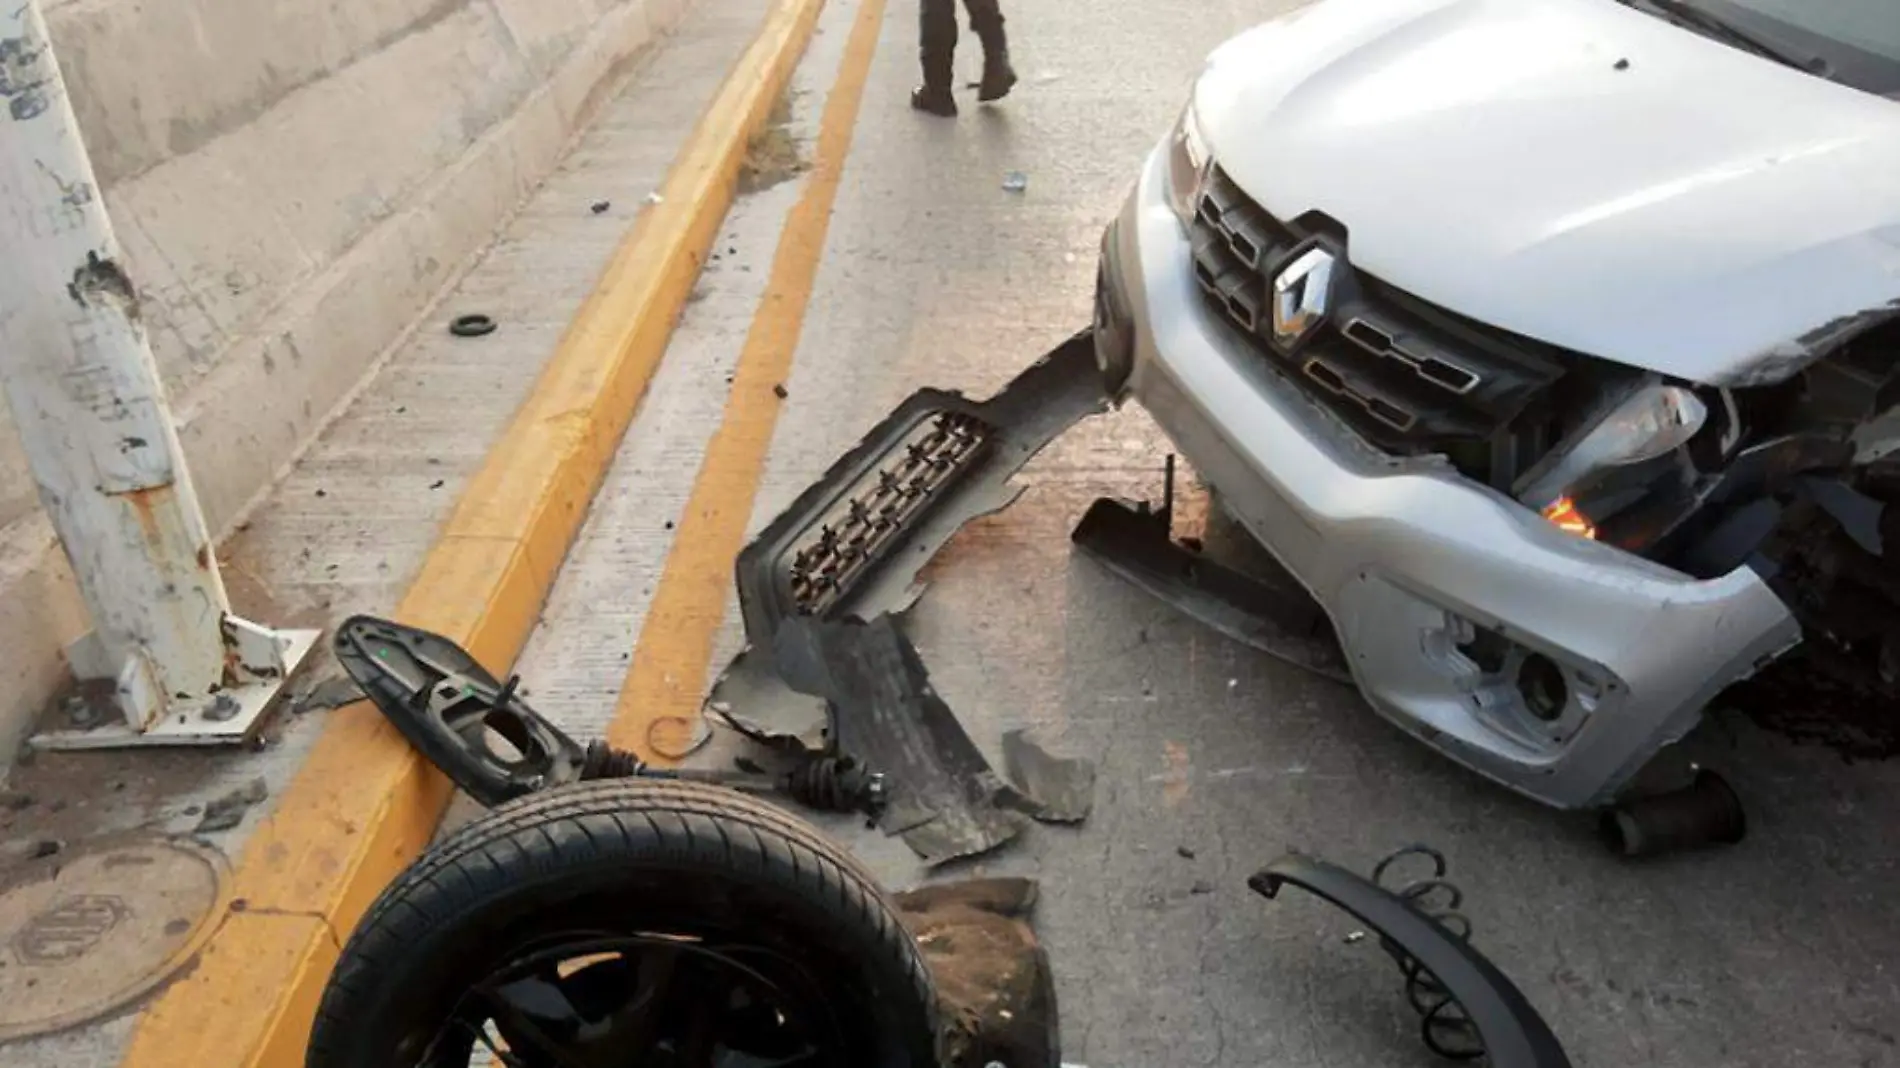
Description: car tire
306,779,940,1067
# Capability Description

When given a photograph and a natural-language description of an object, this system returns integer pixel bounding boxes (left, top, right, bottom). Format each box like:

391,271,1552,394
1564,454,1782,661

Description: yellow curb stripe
610,0,887,760
119,1,829,1063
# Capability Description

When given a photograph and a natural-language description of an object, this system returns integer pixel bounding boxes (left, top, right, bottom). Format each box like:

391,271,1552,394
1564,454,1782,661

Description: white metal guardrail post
0,0,316,748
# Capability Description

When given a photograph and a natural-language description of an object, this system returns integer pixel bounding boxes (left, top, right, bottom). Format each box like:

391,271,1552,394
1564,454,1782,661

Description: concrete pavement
2,0,1896,1064
0,0,786,1061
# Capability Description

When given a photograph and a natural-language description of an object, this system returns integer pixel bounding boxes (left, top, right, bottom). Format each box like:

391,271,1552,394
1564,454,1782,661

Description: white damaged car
1093,0,1900,813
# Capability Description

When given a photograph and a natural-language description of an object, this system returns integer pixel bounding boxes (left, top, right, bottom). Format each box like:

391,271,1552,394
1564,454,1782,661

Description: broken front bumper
1098,146,1799,809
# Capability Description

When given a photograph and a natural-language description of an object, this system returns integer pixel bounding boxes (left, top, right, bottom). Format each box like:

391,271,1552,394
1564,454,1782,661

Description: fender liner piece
1250,854,1573,1068
705,331,1109,863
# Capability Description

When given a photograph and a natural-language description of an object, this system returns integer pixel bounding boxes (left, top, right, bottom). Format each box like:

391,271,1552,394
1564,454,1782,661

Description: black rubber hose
1600,769,1747,857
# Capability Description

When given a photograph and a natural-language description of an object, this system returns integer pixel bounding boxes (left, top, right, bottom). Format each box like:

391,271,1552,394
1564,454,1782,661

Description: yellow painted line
610,0,887,760
119,1,829,1064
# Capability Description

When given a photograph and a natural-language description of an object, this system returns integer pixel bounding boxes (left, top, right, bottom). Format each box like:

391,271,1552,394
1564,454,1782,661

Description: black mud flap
1071,496,1352,683
707,330,1107,863
334,615,588,806
1253,850,1572,1068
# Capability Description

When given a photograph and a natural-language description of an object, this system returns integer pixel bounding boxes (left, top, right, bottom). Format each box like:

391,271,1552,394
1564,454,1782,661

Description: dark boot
976,47,1017,102
963,0,1016,102
915,0,958,117
911,83,959,117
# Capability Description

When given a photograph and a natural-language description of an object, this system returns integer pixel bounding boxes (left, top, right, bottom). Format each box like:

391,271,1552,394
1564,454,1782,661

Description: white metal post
0,0,315,748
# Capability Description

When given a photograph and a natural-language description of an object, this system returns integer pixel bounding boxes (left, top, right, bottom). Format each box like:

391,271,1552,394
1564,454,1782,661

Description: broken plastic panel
733,329,1105,648
335,615,589,806
336,615,890,815
1252,850,1572,1068
1070,495,1351,683
709,331,1108,863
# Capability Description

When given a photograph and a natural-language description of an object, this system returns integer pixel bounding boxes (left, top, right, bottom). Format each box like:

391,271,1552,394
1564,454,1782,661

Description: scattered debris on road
705,331,1107,863
1001,171,1028,193
1001,729,1095,824
1255,845,1572,1067
291,673,361,715
739,91,807,194
331,615,886,817
195,777,269,833
448,313,496,337
895,877,1058,1068
1071,491,1351,683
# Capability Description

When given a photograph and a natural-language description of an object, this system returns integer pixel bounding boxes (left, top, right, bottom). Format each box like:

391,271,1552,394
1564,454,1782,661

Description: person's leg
914,0,959,116
961,0,1015,101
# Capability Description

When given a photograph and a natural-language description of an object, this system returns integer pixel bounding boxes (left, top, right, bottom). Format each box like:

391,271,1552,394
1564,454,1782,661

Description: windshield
1679,0,1900,96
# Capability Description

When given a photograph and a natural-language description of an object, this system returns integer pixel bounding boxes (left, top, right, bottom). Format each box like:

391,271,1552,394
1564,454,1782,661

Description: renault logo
1271,246,1336,345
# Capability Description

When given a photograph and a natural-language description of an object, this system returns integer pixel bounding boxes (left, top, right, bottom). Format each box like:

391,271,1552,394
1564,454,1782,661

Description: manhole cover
0,836,227,1040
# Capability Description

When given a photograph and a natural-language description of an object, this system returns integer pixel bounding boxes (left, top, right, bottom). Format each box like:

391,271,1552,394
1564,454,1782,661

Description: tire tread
306,780,935,1067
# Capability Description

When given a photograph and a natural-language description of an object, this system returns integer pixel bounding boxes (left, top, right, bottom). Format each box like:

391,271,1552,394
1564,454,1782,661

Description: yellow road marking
119,0,830,1062
609,0,888,759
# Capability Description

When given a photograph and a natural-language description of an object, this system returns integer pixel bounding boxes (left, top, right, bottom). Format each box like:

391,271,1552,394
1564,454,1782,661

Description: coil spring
783,755,884,813
1371,845,1484,1061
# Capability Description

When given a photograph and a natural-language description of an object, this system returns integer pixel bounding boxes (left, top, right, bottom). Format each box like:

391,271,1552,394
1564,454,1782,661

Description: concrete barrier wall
0,0,692,763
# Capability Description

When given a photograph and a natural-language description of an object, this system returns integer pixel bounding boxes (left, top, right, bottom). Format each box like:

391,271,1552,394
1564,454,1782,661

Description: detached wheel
307,780,939,1067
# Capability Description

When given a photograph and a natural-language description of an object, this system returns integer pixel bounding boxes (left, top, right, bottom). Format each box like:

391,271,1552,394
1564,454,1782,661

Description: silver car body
1096,0,1900,808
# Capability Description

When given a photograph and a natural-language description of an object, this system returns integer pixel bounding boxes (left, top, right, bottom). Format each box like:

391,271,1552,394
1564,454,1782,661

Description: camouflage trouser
919,0,1006,89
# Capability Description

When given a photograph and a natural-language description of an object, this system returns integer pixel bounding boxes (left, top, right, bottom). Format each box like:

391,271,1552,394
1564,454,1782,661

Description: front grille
1189,166,1574,485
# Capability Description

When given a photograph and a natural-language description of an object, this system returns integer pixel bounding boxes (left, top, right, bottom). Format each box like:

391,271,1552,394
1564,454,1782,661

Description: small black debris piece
1176,844,1196,860
449,313,497,338
590,200,611,214
773,383,789,399
1614,57,1631,70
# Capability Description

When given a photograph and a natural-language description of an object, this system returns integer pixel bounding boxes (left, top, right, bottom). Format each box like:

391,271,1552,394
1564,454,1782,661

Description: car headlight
1166,100,1210,224
1519,385,1708,536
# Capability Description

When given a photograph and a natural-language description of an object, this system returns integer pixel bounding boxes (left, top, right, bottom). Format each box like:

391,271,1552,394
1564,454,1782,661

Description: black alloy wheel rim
412,931,854,1067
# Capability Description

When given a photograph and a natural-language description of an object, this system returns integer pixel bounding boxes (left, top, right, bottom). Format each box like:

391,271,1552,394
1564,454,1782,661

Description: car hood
1196,0,1900,385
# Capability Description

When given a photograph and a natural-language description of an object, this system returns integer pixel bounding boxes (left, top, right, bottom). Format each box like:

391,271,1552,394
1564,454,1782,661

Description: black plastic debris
1252,846,1572,1068
705,331,1110,862
1600,769,1747,857
771,615,1028,865
449,313,496,337
1071,493,1351,683
333,614,884,816
1000,729,1095,824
